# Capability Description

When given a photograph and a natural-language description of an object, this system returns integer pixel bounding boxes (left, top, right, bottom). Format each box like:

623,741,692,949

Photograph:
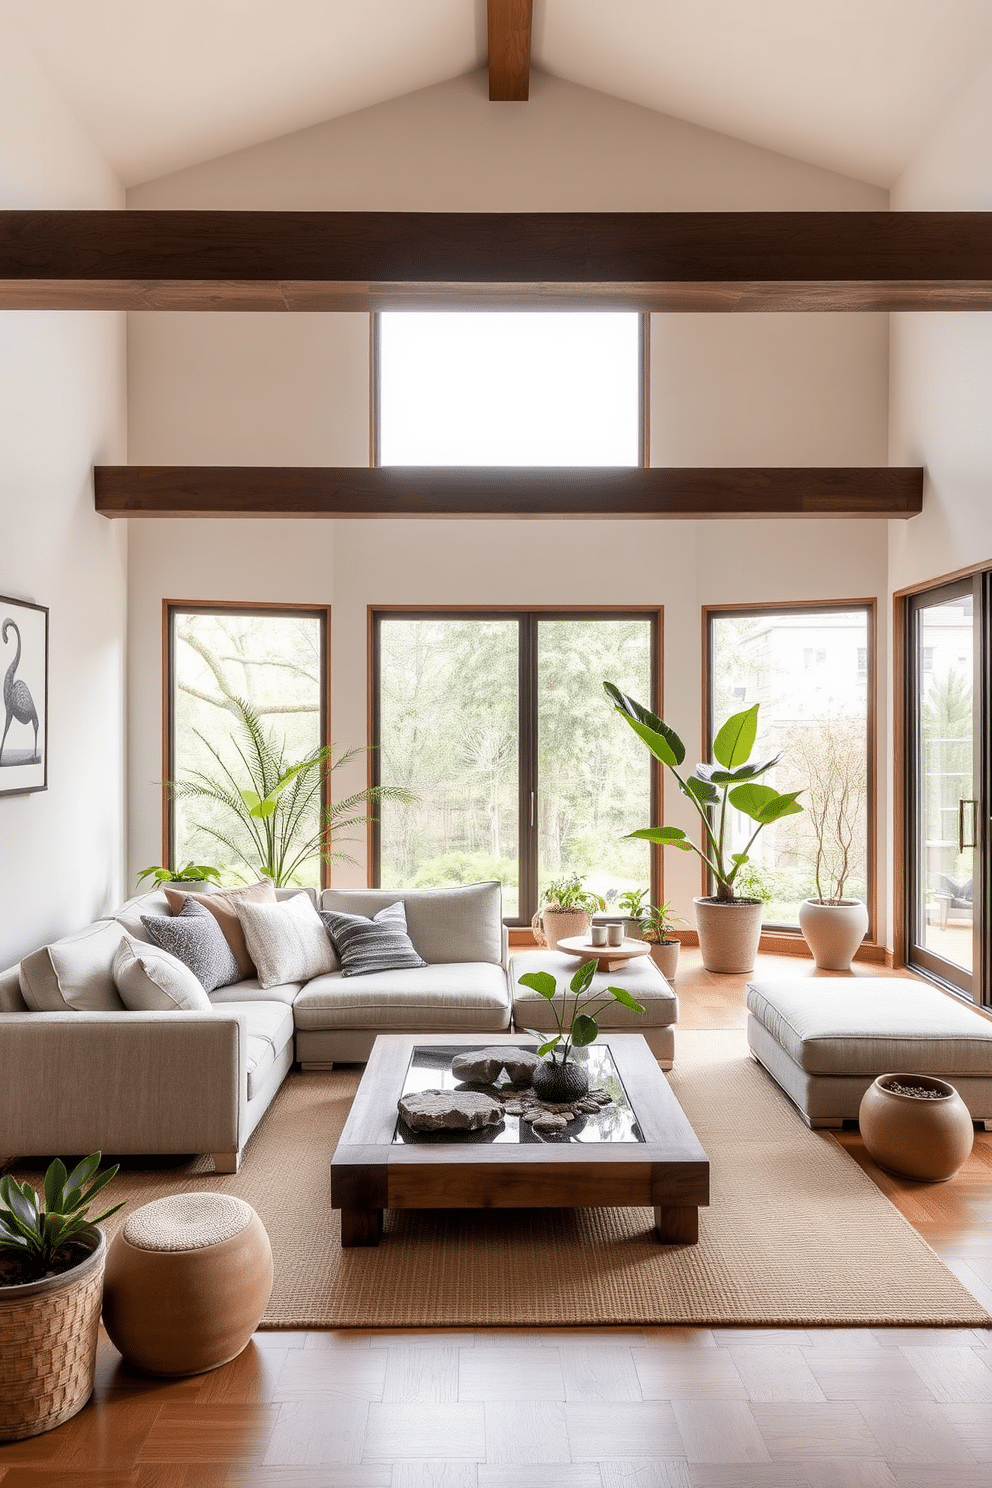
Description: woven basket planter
0,1227,105,1442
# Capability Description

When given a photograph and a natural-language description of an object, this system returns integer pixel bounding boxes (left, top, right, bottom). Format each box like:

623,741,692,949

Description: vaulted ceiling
2,0,991,190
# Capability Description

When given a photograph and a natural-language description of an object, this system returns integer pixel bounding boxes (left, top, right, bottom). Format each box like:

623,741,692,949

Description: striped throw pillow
319,901,427,978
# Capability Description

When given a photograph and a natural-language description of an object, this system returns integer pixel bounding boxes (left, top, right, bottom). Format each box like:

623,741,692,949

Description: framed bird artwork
0,594,48,795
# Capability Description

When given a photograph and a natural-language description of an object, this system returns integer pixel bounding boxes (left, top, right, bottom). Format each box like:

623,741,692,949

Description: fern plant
170,697,414,887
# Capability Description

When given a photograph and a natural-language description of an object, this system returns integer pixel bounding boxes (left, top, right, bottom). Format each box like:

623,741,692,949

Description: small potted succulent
518,958,645,1102
641,901,684,981
0,1153,123,1441
538,876,606,951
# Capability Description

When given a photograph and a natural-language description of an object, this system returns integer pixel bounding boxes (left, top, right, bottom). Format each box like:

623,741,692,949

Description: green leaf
63,1152,101,1201
712,706,758,769
537,1036,561,1058
518,970,558,1001
571,1014,599,1047
43,1159,67,1215
569,960,597,996
683,775,720,806
607,985,646,1013
628,827,694,851
604,683,686,767
729,782,804,824
3,1181,38,1232
696,753,781,786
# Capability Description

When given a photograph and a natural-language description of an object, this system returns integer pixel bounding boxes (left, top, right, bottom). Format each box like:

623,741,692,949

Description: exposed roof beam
0,211,989,312
488,0,532,101
94,466,924,520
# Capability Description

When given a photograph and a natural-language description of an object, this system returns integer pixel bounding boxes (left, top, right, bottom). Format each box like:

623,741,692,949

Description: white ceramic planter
693,897,763,974
540,908,591,952
648,939,679,982
798,897,869,971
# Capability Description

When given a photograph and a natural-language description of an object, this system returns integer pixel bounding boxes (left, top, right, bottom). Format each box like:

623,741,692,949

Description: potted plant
169,696,414,887
518,957,645,1101
136,860,222,889
604,684,803,973
641,900,684,981
790,719,869,970
0,1153,123,1442
539,876,607,951
614,886,649,939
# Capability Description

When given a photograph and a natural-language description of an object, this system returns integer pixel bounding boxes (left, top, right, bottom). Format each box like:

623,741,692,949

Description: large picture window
373,610,659,922
707,603,874,932
375,312,646,467
167,604,328,885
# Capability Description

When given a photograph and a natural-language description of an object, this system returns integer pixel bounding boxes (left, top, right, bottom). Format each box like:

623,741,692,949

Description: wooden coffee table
330,1031,709,1248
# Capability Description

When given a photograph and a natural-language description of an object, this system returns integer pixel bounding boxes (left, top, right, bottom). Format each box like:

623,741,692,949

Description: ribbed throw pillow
319,901,427,978
141,898,241,992
112,933,212,1012
235,891,339,990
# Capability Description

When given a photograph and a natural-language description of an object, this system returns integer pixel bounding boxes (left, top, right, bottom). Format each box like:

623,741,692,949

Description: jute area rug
62,1029,991,1329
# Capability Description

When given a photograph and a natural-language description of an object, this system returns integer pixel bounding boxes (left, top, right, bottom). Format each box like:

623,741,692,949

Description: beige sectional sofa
0,878,677,1173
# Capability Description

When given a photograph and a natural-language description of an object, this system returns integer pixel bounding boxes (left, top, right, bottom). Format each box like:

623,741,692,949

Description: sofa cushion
209,976,302,1007
113,933,212,1013
320,901,427,978
142,898,241,992
510,950,679,1033
164,879,276,977
220,1000,295,1100
110,888,174,943
293,962,512,1032
19,920,126,1012
236,890,338,988
319,882,504,966
746,978,992,1077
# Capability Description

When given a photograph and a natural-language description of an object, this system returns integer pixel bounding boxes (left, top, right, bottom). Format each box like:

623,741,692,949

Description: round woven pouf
102,1193,273,1376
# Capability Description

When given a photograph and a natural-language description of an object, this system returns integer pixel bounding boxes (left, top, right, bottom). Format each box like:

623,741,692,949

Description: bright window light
377,312,642,466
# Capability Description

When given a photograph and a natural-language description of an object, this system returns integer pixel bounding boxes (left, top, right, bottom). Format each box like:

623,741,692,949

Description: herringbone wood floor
2,948,991,1486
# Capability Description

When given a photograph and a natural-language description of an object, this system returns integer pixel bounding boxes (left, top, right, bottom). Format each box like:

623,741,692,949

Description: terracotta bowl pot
858,1073,975,1182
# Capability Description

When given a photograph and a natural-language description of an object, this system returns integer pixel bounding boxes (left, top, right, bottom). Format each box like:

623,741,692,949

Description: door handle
959,798,979,852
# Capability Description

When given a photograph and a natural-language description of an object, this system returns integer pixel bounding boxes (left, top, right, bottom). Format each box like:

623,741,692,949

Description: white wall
0,29,127,967
125,70,891,928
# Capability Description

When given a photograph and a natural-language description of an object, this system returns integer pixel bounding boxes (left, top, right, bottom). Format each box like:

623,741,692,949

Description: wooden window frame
703,598,881,957
370,605,663,924
370,312,650,470
164,600,332,885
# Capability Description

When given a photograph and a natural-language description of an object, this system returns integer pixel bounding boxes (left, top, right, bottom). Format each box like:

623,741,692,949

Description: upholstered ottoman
746,977,992,1129
509,950,678,1067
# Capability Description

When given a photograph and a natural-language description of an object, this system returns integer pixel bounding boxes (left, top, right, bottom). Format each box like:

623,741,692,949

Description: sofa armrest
0,1010,249,1161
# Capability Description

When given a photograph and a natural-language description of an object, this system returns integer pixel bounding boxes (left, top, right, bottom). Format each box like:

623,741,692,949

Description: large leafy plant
605,684,803,901
518,958,645,1065
171,697,414,887
0,1153,123,1282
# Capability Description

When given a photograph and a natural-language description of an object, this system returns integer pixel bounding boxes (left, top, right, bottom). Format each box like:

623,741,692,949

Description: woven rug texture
39,1028,990,1329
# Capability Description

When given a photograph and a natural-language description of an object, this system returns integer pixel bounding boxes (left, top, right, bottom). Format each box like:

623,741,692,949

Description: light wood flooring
3,948,991,1486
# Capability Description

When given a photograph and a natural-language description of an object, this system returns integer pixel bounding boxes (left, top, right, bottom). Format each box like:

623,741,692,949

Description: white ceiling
3,0,991,190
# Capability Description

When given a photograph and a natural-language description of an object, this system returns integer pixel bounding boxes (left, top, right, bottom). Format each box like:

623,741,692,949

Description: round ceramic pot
532,1057,590,1103
858,1073,975,1182
648,939,679,982
799,897,869,971
540,908,591,952
0,1226,105,1442
693,897,763,974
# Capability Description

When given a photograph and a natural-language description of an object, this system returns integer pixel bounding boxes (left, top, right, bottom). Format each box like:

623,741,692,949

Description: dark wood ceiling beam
94,465,924,520
488,0,533,101
1,211,990,311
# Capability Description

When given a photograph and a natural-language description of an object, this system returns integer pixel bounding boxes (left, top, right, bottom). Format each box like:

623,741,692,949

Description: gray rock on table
398,1089,503,1132
451,1046,540,1087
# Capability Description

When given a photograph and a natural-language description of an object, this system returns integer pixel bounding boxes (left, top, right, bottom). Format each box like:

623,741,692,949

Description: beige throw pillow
164,878,276,977
235,891,339,990
112,933,212,1012
19,920,127,1012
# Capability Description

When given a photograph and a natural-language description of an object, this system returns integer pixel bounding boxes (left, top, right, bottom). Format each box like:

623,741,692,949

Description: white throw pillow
19,919,127,1012
236,890,339,990
112,933,212,1013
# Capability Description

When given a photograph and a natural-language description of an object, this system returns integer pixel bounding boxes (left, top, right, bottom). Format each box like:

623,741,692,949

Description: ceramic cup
590,924,608,946
606,924,624,947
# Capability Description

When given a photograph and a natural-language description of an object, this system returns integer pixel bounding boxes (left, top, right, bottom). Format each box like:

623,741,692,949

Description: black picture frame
0,594,48,795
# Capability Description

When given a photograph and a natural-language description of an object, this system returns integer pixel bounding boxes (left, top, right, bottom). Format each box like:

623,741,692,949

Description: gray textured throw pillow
141,897,241,992
319,901,427,977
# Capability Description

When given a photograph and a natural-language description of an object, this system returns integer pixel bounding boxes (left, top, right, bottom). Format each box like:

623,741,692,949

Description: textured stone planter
532,1057,590,1103
693,897,763,974
859,1074,975,1182
799,897,869,971
648,939,680,982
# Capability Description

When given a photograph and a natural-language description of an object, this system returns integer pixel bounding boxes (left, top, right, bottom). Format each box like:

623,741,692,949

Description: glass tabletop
392,1042,645,1145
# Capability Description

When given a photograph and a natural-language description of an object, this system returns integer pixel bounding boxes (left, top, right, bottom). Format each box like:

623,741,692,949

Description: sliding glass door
906,577,984,1002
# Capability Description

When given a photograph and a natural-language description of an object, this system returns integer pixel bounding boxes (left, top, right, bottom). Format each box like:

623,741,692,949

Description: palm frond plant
170,697,415,887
